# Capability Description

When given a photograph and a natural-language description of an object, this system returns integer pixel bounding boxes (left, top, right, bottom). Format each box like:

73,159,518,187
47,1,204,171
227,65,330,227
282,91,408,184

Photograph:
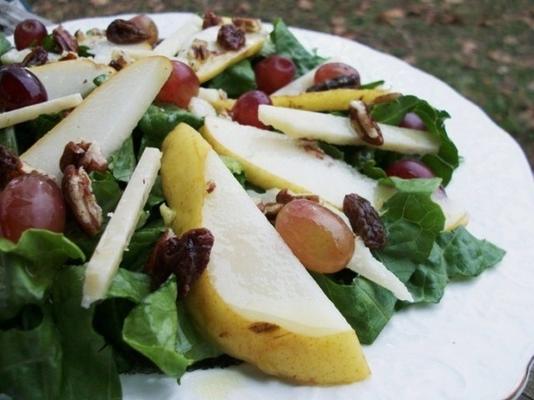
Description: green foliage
208,59,256,98
109,136,136,182
0,33,11,57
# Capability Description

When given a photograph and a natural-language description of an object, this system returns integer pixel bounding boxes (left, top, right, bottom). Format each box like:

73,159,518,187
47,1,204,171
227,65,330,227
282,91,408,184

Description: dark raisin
217,24,246,51
0,145,23,190
202,10,223,29
306,74,361,92
343,193,386,249
106,19,149,45
52,26,78,52
21,47,48,67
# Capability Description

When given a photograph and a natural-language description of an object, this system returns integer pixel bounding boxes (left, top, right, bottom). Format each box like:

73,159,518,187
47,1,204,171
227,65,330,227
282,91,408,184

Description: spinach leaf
0,127,18,154
360,80,385,89
106,269,151,303
222,156,247,187
371,95,459,185
138,105,203,149
208,59,256,98
123,278,190,378
405,244,448,303
109,136,136,182
313,273,396,344
318,141,345,160
146,176,165,208
120,220,166,272
91,171,122,215
437,227,505,279
0,33,11,57
93,73,109,87
270,19,325,76
346,148,389,179
176,303,221,361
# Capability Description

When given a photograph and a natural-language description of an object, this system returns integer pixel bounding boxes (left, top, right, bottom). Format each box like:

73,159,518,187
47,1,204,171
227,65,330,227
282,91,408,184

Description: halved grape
314,62,360,85
275,199,355,273
156,61,199,108
386,159,435,179
232,90,272,129
254,55,296,94
14,19,48,50
0,65,48,111
399,112,426,130
0,172,66,242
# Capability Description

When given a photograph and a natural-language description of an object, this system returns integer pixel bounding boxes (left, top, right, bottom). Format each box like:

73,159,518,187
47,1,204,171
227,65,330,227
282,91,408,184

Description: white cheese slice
21,57,172,180
0,94,82,130
30,59,115,99
82,147,162,307
153,15,203,57
258,105,440,155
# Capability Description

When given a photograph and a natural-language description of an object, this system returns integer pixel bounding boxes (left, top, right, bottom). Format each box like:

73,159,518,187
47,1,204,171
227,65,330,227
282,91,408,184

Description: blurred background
16,0,534,167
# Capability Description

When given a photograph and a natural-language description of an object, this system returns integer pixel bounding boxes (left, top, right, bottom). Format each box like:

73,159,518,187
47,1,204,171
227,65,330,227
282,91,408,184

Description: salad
0,10,506,399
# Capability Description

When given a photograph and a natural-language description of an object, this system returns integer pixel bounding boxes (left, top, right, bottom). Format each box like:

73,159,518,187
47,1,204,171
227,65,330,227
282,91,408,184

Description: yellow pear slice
259,105,440,155
21,57,172,179
161,123,369,384
30,59,115,99
176,26,266,83
271,88,390,112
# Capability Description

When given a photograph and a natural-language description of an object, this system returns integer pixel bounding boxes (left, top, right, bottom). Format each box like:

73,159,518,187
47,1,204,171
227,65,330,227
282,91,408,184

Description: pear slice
30,59,115,99
176,26,266,83
259,105,440,155
83,147,161,307
21,57,172,179
153,15,203,57
202,116,378,208
271,88,390,112
0,94,82,130
161,123,369,384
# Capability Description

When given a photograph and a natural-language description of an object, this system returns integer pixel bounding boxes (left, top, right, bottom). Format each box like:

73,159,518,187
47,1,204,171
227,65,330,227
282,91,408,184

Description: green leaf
90,171,122,215
109,136,136,182
221,156,247,187
346,148,390,179
360,80,385,89
313,273,396,344
0,33,11,57
437,227,505,279
380,176,442,194
123,278,190,378
208,59,256,98
371,95,459,185
318,141,345,160
106,269,151,303
77,45,94,57
93,73,109,87
270,19,325,76
146,176,165,208
42,34,58,53
138,105,204,149
0,127,18,154
120,220,166,272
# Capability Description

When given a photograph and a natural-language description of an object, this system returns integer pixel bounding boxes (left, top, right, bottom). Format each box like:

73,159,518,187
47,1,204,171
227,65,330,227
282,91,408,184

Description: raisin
106,19,149,44
343,193,386,249
217,24,246,51
202,10,223,29
0,145,23,190
21,47,48,67
306,74,361,92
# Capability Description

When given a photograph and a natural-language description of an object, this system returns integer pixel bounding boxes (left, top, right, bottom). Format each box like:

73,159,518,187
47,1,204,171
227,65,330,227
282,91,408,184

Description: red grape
156,61,199,108
399,112,426,130
314,62,359,85
275,199,355,273
231,90,272,129
0,65,48,111
0,172,66,242
14,19,48,50
386,159,435,179
254,55,296,94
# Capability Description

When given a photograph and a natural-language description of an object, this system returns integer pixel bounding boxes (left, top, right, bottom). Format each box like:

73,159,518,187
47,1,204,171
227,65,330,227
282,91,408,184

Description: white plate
58,12,534,400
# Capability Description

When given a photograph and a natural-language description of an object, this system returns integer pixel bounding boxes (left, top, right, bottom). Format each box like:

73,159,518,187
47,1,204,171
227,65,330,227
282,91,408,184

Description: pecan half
189,39,210,62
202,10,223,29
343,193,386,249
59,141,108,173
299,139,325,159
62,165,103,236
306,74,361,92
0,145,23,190
257,202,284,224
232,17,262,33
53,26,79,53
145,228,214,297
276,188,320,204
21,47,48,67
106,19,149,44
217,24,246,51
349,100,384,146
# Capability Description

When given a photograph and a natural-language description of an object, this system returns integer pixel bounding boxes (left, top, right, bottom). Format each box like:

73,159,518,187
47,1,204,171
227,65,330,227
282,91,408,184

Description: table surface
0,3,532,399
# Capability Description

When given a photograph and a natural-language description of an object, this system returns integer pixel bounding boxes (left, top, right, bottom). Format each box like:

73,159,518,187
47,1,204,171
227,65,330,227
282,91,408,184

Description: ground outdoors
27,0,534,169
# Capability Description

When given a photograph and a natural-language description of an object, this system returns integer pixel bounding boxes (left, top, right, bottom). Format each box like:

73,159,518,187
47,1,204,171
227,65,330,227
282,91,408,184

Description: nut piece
202,10,223,29
59,141,108,173
189,39,211,62
343,193,386,249
21,47,48,67
257,202,284,224
232,17,262,33
276,188,320,204
62,165,103,236
106,19,149,44
299,139,325,159
145,228,215,297
217,24,246,51
53,26,79,52
349,100,384,146
0,144,23,190
307,74,361,92
109,55,128,71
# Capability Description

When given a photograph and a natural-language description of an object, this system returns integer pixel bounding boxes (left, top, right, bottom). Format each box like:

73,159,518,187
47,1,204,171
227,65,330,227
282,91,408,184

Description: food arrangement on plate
0,10,511,399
